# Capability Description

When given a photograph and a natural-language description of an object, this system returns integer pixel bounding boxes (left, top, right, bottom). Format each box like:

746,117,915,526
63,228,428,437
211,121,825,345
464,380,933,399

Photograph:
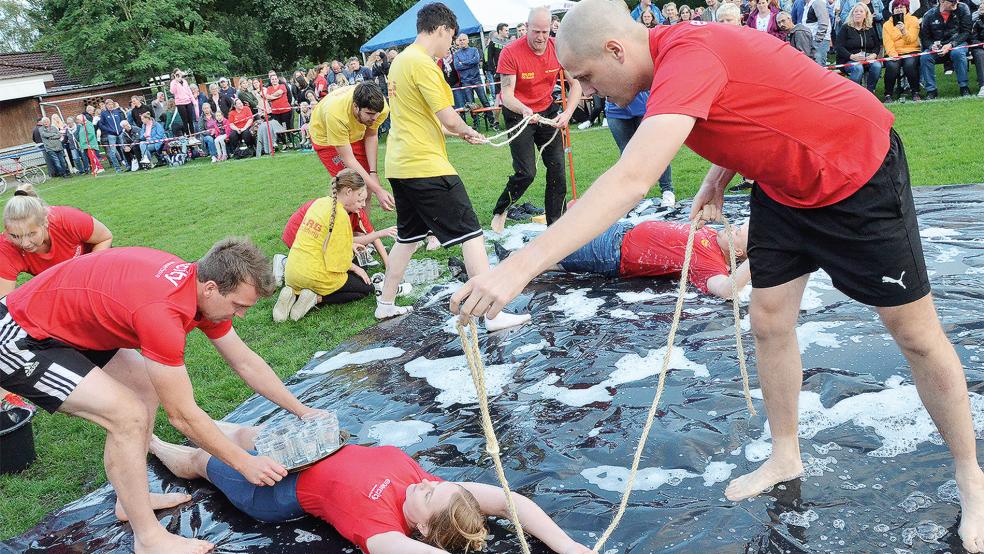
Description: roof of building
0,51,80,88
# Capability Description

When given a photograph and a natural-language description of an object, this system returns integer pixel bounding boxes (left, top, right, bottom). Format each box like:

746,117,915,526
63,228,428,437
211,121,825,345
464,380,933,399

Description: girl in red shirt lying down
0,184,113,296
148,423,592,554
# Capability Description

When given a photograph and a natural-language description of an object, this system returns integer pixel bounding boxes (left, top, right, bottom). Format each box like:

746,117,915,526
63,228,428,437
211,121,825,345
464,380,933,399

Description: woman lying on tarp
146,422,592,553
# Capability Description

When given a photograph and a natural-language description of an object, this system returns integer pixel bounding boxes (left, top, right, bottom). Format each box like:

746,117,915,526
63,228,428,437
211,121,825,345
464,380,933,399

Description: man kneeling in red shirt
150,423,592,554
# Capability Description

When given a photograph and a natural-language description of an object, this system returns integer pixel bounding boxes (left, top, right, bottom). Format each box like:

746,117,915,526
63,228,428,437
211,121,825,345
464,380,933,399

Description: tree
0,0,39,53
34,0,233,84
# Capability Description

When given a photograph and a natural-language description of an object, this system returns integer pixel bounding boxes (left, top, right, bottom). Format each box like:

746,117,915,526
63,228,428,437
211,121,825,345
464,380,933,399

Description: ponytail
320,169,366,252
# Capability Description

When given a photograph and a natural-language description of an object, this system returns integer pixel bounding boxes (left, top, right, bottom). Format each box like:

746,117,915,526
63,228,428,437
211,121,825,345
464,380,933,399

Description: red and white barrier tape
823,42,984,70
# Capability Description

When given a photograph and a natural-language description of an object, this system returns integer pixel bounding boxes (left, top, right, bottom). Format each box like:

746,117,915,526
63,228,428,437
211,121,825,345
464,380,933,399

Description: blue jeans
607,116,673,193
68,147,87,174
455,83,494,127
205,450,304,522
202,135,217,157
920,45,970,91
559,222,630,277
105,134,122,170
845,61,882,92
44,149,67,177
139,142,162,161
485,71,497,96
814,40,830,66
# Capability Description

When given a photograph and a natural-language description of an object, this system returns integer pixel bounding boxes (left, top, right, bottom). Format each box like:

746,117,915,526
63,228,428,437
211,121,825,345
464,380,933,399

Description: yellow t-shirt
284,197,352,296
384,43,457,179
309,85,390,148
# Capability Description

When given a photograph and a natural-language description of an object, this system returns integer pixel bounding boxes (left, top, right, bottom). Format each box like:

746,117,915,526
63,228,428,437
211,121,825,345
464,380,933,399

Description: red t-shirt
229,106,254,129
6,247,232,366
619,221,730,294
497,37,562,112
283,201,375,248
314,75,328,98
0,206,95,280
265,83,292,114
282,200,316,248
643,23,894,209
296,445,442,552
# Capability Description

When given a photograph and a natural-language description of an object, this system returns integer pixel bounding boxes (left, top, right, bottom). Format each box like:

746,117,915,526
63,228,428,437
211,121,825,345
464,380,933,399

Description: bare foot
135,530,213,554
115,491,192,521
491,213,507,234
957,468,984,553
725,455,804,502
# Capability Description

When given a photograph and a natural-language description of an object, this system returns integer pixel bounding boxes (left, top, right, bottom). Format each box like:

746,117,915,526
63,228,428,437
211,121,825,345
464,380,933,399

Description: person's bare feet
115,491,192,521
725,455,804,502
956,467,984,553
135,530,213,554
491,213,507,234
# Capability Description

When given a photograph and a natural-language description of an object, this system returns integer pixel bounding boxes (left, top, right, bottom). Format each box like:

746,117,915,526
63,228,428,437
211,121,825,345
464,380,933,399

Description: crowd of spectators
31,0,982,179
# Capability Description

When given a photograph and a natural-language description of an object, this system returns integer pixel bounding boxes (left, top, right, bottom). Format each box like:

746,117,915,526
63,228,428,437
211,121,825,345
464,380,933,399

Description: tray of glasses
254,412,350,473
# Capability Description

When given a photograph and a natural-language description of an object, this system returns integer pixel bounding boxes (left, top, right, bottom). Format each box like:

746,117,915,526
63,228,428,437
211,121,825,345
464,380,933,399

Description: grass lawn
1,93,983,539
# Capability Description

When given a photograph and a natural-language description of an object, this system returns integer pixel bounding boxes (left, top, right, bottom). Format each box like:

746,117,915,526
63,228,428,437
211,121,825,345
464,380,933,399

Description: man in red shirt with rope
451,2,984,551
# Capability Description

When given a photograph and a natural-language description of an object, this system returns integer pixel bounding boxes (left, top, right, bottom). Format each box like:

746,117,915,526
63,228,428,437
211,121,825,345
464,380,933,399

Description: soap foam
404,355,517,406
300,347,406,375
367,420,435,447
549,288,606,321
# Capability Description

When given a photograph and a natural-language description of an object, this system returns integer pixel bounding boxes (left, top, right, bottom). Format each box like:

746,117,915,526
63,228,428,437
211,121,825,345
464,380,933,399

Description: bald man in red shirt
451,2,984,550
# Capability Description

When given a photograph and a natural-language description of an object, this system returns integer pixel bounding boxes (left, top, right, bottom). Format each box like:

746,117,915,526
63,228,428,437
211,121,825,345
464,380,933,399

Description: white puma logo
881,271,906,289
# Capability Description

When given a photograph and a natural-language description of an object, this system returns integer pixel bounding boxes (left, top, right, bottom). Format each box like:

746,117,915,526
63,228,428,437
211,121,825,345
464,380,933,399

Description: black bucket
0,406,37,474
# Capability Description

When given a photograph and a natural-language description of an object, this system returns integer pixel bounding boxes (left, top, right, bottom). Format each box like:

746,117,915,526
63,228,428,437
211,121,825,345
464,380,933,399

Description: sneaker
492,242,512,263
272,254,287,286
602,118,609,128
577,120,592,130
506,206,529,221
660,190,676,208
272,287,295,322
883,95,894,104
211,156,218,163
926,90,939,100
371,275,412,297
960,86,971,97
519,202,545,215
978,88,984,98
944,69,954,75
95,167,105,174
448,257,467,281
289,289,319,321
911,93,921,102
733,179,754,191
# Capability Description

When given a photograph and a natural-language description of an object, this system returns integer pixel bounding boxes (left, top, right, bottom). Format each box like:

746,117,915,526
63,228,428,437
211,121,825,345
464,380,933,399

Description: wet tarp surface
6,185,984,554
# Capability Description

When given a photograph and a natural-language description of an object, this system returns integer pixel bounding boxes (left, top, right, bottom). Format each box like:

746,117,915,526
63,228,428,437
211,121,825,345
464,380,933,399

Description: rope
482,114,562,158
455,214,756,553
456,318,532,554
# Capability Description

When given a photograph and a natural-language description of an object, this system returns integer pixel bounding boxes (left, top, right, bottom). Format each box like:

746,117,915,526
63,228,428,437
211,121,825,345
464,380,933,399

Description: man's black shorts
0,299,119,413
748,128,930,307
389,175,483,248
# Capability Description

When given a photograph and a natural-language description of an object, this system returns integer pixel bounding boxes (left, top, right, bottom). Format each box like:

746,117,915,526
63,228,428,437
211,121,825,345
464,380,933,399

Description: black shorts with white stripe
0,301,118,413
389,175,484,248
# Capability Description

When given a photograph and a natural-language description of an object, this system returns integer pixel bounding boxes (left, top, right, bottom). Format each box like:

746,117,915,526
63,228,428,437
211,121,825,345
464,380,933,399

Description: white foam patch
301,347,406,375
524,347,708,407
294,529,322,543
404,355,517,406
422,282,463,308
920,227,960,240
490,222,547,250
796,321,843,353
617,290,659,303
779,509,819,528
686,307,716,315
513,340,548,355
744,378,984,460
935,246,960,264
610,309,639,320
701,461,736,486
367,420,435,447
549,288,605,321
582,465,698,492
440,316,459,335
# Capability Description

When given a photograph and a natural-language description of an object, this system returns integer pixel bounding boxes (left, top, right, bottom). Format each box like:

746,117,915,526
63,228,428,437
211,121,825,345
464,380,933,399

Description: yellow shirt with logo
285,197,352,296
309,86,390,147
384,43,457,178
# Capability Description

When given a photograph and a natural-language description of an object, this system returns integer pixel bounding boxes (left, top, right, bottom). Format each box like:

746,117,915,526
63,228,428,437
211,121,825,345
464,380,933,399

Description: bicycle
0,156,48,194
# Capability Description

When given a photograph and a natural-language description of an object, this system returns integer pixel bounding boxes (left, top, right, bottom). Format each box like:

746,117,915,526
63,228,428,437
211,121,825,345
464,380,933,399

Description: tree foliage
34,0,233,83
0,0,39,53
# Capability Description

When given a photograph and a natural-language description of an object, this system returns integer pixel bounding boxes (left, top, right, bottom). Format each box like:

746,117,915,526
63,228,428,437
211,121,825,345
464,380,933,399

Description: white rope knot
482,113,563,157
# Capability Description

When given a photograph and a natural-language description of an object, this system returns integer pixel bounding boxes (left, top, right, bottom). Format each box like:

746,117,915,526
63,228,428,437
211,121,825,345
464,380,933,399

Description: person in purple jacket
453,33,498,131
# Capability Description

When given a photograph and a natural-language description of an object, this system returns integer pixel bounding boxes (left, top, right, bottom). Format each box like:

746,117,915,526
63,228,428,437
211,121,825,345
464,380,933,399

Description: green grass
1,94,983,539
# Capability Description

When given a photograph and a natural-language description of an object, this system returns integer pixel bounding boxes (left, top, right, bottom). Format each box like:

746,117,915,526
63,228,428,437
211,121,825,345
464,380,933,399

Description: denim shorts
205,450,305,522
558,222,630,277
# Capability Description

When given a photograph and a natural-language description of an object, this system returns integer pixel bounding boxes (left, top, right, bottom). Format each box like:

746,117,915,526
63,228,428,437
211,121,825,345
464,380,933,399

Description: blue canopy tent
360,0,483,53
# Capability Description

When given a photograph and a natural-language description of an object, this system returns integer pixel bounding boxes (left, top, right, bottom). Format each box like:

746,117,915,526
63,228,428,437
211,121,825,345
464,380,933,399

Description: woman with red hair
747,0,787,40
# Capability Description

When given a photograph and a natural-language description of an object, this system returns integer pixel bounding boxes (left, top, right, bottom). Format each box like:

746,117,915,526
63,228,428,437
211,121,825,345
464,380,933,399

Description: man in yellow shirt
311,82,394,211
375,2,529,332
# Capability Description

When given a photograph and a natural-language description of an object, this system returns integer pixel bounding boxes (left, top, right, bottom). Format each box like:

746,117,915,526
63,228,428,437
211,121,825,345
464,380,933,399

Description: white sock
375,300,412,319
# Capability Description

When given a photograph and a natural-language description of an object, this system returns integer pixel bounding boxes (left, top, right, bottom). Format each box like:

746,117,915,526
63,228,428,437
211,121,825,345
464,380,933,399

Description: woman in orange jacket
882,0,922,102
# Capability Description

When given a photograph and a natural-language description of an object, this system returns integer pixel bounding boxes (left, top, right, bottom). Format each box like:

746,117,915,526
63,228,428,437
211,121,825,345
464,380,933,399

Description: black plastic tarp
5,185,984,553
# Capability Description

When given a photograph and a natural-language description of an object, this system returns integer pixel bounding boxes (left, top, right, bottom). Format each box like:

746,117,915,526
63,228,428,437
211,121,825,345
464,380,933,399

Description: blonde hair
849,3,874,29
321,169,366,252
716,3,741,19
4,184,48,229
425,487,487,552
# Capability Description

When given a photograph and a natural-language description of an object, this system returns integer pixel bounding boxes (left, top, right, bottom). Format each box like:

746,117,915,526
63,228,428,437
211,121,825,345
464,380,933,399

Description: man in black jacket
920,0,974,97
485,23,510,97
